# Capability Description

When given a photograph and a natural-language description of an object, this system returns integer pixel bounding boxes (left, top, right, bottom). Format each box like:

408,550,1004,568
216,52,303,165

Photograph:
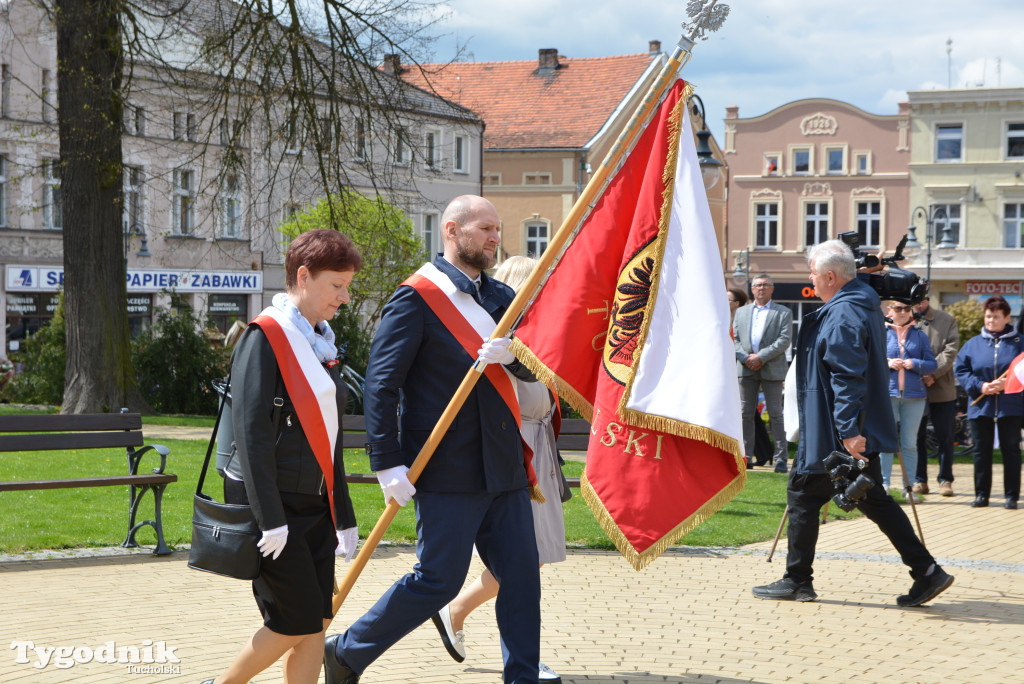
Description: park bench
341,415,588,489
0,411,176,555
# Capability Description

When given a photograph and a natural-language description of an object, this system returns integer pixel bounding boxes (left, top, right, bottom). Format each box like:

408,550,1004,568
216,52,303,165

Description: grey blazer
733,301,793,382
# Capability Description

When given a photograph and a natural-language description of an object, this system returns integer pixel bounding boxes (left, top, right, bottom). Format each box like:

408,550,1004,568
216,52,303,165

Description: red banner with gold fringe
510,79,745,569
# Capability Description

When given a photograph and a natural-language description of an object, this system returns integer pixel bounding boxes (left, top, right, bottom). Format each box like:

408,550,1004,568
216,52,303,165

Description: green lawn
0,436,812,554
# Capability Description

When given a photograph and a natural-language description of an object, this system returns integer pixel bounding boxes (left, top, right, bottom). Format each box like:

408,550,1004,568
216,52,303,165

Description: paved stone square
2,463,1022,683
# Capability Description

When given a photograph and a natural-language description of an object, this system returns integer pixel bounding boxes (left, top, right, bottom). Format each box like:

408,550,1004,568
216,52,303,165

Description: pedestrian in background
879,301,937,494
954,295,1024,509
912,299,960,496
732,274,792,471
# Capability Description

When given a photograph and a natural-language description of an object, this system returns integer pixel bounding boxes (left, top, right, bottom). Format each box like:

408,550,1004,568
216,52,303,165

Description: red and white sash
252,308,339,527
403,263,540,490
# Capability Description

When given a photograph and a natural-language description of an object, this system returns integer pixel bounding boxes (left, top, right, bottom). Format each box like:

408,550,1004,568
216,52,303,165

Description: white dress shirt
750,301,772,353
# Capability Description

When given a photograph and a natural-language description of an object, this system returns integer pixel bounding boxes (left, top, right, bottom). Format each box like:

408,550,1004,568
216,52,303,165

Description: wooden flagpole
332,2,729,616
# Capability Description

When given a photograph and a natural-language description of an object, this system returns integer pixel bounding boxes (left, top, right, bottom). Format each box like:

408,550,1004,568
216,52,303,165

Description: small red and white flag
1005,351,1024,394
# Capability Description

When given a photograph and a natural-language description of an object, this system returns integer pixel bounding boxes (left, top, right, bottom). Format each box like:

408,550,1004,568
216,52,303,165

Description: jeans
915,400,957,484
969,416,1023,501
879,396,927,489
784,454,934,584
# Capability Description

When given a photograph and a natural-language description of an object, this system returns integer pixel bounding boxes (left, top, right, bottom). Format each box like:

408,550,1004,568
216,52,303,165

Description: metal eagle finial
683,0,731,42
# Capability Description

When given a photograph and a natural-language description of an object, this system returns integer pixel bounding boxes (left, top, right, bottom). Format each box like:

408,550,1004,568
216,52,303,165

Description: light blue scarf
272,293,337,364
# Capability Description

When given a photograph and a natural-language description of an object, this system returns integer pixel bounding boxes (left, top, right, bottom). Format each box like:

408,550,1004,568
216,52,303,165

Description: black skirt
224,478,337,635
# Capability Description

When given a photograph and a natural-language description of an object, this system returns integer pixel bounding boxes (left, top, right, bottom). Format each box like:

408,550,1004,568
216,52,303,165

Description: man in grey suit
734,273,793,472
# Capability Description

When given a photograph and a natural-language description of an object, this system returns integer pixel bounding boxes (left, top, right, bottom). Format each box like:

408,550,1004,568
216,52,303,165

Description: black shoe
752,577,817,602
897,566,954,607
746,456,754,470
971,495,989,508
774,459,788,474
1005,498,1018,510
323,635,360,684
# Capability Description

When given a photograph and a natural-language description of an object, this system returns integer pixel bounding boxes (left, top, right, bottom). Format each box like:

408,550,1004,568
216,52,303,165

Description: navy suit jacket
363,257,532,493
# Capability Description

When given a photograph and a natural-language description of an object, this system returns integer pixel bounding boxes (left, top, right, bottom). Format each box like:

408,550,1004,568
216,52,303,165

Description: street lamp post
732,247,750,292
905,205,955,288
123,218,151,259
689,93,724,191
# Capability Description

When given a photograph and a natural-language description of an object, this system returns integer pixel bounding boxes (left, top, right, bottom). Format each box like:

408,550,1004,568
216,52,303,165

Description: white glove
257,525,288,560
377,465,416,507
336,527,359,561
477,337,515,366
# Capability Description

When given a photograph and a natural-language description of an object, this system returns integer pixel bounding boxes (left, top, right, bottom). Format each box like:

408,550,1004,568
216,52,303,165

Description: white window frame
41,68,54,123
281,202,300,224
0,155,7,227
123,165,143,236
823,145,847,175
43,159,61,230
853,151,872,175
802,200,830,247
354,118,368,161
421,212,440,255
790,145,813,176
524,220,550,257
1003,202,1024,249
1,64,10,118
931,203,962,247
482,172,501,186
423,129,441,170
454,134,469,174
855,199,882,248
219,174,241,239
763,152,781,177
935,123,963,163
394,127,411,166
1006,122,1024,160
753,201,779,249
172,168,194,236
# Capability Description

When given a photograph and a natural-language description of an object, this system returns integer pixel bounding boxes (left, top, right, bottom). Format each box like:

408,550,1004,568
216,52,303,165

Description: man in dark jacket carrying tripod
752,239,954,607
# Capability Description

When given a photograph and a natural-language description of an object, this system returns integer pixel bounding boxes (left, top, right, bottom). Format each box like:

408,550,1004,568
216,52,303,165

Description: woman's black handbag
187,370,262,580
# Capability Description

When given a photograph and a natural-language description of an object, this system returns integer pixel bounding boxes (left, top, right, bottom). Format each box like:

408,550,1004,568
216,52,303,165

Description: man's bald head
440,195,501,276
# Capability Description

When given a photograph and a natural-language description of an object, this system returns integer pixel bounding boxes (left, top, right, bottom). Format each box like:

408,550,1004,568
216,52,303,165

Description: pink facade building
724,98,911,323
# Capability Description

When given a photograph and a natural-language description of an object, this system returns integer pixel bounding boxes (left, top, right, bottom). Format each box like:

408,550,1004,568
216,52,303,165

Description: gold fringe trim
509,337,594,421
618,406,744,462
581,457,747,571
529,483,547,503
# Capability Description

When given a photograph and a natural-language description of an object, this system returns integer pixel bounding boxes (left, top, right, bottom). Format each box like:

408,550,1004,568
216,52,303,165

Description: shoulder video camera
837,231,928,305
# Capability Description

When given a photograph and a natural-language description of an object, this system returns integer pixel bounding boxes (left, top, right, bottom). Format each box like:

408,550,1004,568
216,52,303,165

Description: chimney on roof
649,40,661,55
383,53,404,75
538,48,559,73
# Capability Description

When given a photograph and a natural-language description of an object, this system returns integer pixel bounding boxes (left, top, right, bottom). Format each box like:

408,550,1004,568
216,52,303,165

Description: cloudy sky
428,0,1024,140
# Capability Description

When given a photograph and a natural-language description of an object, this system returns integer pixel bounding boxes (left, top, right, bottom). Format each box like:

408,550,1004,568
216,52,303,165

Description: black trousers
915,400,957,484
969,416,1023,501
784,454,935,584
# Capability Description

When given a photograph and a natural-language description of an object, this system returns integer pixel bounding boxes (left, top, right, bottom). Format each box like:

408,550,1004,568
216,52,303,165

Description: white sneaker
538,661,561,683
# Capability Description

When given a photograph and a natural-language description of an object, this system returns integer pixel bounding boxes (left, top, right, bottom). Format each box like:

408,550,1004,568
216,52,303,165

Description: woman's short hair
727,287,748,306
983,294,1011,316
285,229,362,290
492,255,537,293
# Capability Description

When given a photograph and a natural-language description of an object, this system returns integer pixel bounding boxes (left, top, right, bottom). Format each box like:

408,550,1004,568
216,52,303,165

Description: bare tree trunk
56,0,147,414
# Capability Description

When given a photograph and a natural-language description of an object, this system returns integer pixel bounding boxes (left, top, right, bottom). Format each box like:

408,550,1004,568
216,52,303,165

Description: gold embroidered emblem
602,240,656,385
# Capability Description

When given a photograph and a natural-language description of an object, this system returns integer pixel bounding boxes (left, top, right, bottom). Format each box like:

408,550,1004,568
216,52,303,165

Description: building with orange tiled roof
391,43,705,260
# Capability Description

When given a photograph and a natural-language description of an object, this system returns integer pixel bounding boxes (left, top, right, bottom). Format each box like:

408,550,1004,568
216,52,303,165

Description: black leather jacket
228,325,356,531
